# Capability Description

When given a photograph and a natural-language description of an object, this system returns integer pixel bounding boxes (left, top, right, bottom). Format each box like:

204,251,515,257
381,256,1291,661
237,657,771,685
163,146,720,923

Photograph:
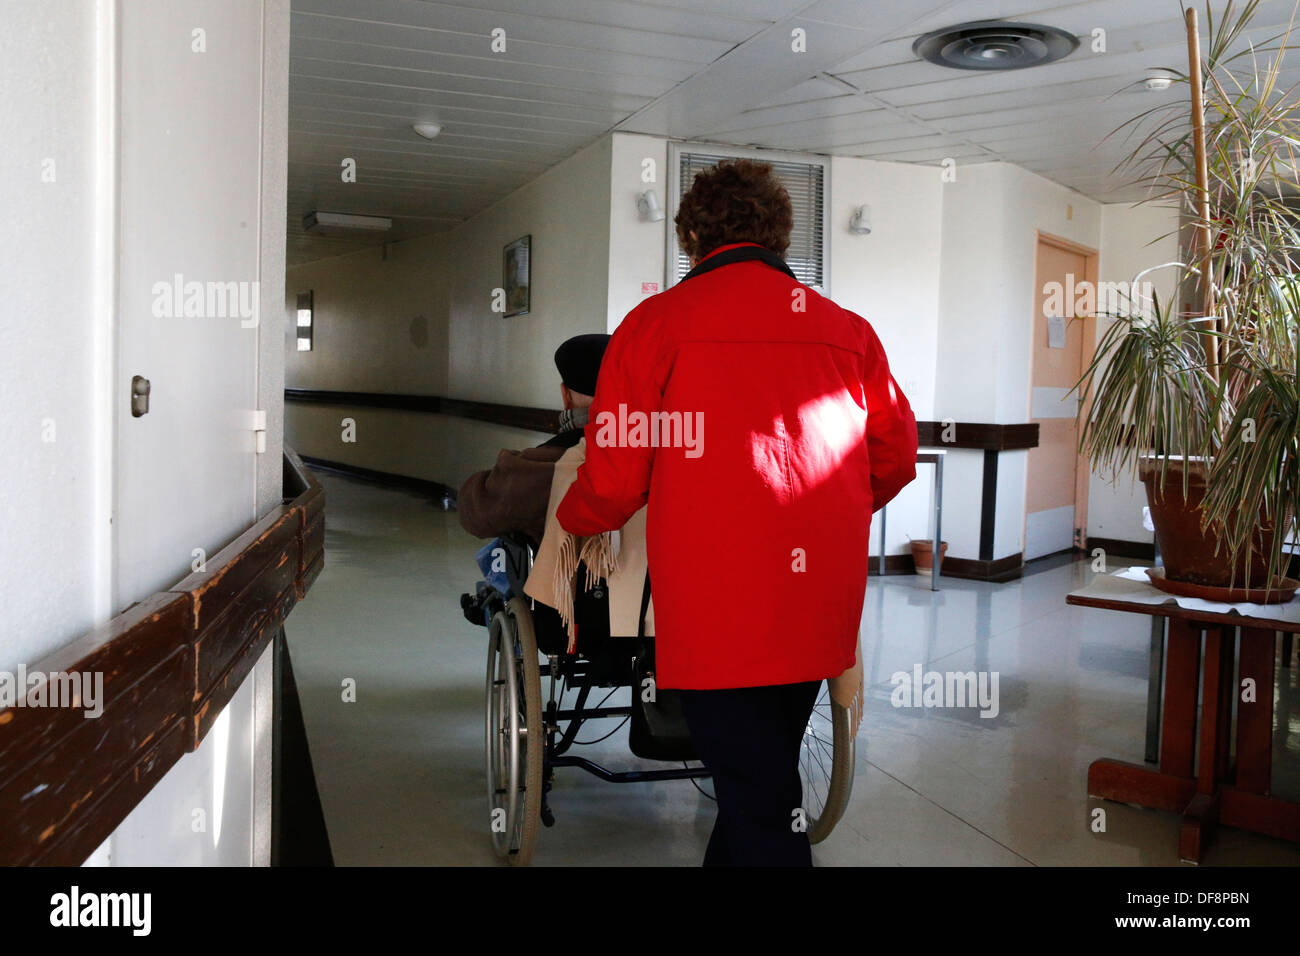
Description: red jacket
557,243,917,689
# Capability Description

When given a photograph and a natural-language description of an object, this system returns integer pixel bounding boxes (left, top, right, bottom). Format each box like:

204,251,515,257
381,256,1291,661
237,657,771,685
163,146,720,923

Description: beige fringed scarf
524,441,654,651
524,439,863,735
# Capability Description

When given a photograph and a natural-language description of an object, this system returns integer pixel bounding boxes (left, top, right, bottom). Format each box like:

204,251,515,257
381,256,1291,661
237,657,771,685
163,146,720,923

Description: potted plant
1075,0,1300,594
909,537,948,577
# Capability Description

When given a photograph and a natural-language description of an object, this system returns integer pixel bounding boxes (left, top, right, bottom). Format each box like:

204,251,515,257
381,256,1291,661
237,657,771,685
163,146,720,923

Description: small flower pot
910,539,948,576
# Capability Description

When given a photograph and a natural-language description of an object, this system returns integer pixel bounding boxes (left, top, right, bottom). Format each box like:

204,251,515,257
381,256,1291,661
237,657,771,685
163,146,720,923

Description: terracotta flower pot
1139,456,1274,588
910,539,948,576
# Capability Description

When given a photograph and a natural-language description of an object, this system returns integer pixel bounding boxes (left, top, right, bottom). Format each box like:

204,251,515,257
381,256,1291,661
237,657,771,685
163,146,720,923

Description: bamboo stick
1186,6,1220,377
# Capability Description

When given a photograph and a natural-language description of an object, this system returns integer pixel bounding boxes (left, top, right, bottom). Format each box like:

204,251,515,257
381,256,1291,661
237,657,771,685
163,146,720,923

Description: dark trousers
679,680,821,867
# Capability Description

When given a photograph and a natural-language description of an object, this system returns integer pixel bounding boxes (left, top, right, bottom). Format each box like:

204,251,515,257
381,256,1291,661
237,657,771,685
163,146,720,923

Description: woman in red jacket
557,159,917,866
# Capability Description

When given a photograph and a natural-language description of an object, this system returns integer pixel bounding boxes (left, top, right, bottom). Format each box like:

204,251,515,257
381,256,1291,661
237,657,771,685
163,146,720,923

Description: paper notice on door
1047,315,1067,349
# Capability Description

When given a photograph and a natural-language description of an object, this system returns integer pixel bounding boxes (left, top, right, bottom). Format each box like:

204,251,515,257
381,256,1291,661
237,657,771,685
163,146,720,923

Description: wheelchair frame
540,653,713,787
466,538,854,866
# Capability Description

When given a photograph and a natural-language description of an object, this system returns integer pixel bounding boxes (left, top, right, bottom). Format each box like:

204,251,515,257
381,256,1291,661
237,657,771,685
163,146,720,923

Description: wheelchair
460,532,855,865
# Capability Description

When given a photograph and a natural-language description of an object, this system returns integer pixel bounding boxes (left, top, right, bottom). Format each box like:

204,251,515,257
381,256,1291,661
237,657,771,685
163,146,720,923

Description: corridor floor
286,471,1300,866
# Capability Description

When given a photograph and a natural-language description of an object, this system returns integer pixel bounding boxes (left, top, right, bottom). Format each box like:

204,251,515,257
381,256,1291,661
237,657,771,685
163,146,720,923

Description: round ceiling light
913,20,1078,71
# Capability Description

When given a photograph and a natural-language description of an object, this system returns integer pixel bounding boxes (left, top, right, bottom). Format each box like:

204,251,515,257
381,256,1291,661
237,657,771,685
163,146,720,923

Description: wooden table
1068,580,1300,863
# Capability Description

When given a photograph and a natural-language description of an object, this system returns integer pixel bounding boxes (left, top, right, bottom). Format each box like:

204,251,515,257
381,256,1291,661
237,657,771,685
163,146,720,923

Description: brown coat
457,446,567,543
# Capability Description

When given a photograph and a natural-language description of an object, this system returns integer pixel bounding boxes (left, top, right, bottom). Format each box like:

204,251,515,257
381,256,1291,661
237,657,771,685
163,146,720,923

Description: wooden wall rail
915,420,1039,452
284,387,560,435
285,388,1039,453
0,448,324,866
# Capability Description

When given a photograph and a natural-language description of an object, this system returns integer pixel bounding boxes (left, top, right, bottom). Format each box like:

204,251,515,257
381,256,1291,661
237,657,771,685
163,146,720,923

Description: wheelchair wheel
485,596,543,865
799,682,854,844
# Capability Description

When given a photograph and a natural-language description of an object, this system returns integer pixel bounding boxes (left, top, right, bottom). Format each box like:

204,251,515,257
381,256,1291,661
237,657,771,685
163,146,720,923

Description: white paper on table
1069,567,1300,624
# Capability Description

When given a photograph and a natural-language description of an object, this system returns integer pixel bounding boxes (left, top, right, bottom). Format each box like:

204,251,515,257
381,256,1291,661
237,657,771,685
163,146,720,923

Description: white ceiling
287,0,1300,264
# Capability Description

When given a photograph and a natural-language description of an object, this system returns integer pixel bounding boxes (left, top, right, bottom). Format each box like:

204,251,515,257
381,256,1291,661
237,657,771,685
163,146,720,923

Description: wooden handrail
284,388,1039,452
916,421,1038,451
284,387,559,435
0,447,324,865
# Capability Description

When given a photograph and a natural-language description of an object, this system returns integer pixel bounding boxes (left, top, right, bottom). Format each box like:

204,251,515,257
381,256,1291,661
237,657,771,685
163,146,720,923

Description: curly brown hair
675,158,793,262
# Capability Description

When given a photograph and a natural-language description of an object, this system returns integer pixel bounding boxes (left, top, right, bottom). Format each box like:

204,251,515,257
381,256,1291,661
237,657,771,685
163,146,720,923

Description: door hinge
250,409,267,454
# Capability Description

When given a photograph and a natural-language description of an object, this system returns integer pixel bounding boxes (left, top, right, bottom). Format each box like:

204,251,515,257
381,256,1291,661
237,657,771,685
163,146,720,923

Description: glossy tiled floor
287,471,1300,866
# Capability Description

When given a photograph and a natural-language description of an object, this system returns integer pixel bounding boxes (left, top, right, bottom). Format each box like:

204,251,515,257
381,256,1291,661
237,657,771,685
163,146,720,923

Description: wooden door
1025,234,1095,560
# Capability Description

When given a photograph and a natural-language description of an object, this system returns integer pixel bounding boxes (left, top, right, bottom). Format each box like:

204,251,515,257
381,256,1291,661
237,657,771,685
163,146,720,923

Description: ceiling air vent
912,20,1078,70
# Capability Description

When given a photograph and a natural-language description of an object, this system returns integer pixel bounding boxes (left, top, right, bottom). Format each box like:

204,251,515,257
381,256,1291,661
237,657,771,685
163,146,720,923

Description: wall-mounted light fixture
296,291,313,352
1142,69,1175,91
848,204,872,235
637,189,665,222
412,122,443,140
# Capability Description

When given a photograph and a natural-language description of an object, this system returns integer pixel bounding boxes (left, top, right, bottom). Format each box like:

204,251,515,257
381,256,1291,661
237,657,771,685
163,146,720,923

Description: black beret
554,333,611,397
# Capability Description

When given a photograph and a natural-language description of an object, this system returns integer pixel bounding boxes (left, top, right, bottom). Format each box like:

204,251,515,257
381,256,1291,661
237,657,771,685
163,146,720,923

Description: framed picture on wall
503,235,531,317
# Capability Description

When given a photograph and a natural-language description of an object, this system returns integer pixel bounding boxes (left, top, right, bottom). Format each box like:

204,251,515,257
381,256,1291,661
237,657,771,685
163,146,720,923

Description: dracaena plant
1075,0,1300,584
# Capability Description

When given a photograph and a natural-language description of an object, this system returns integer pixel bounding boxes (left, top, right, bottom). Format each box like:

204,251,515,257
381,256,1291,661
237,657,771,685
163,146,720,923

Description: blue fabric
475,538,511,597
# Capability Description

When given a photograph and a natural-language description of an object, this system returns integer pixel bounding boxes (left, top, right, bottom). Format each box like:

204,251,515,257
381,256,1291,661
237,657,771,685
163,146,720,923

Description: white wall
287,402,544,493
285,240,450,395
1087,201,1183,547
827,156,943,556
828,157,942,420
932,164,1014,562
447,137,612,408
102,668,261,866
608,133,669,332
1,0,107,670
284,135,613,486
934,162,1103,561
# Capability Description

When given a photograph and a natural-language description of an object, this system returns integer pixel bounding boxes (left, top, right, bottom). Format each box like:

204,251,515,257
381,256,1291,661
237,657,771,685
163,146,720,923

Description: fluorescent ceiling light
303,211,393,235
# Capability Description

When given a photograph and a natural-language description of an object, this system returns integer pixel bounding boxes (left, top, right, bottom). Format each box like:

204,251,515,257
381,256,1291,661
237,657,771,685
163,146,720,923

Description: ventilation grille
913,20,1078,71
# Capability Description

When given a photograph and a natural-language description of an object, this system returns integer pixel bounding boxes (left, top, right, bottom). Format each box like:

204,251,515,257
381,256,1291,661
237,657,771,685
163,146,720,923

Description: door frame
1028,230,1099,555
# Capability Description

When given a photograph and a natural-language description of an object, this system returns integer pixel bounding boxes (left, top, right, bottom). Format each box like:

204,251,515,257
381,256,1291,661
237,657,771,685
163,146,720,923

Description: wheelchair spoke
799,689,839,821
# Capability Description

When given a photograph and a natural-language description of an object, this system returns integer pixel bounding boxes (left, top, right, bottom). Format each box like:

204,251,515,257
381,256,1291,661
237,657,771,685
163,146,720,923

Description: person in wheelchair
468,425,703,867
459,333,616,668
555,159,918,867
457,333,610,545
521,429,686,758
